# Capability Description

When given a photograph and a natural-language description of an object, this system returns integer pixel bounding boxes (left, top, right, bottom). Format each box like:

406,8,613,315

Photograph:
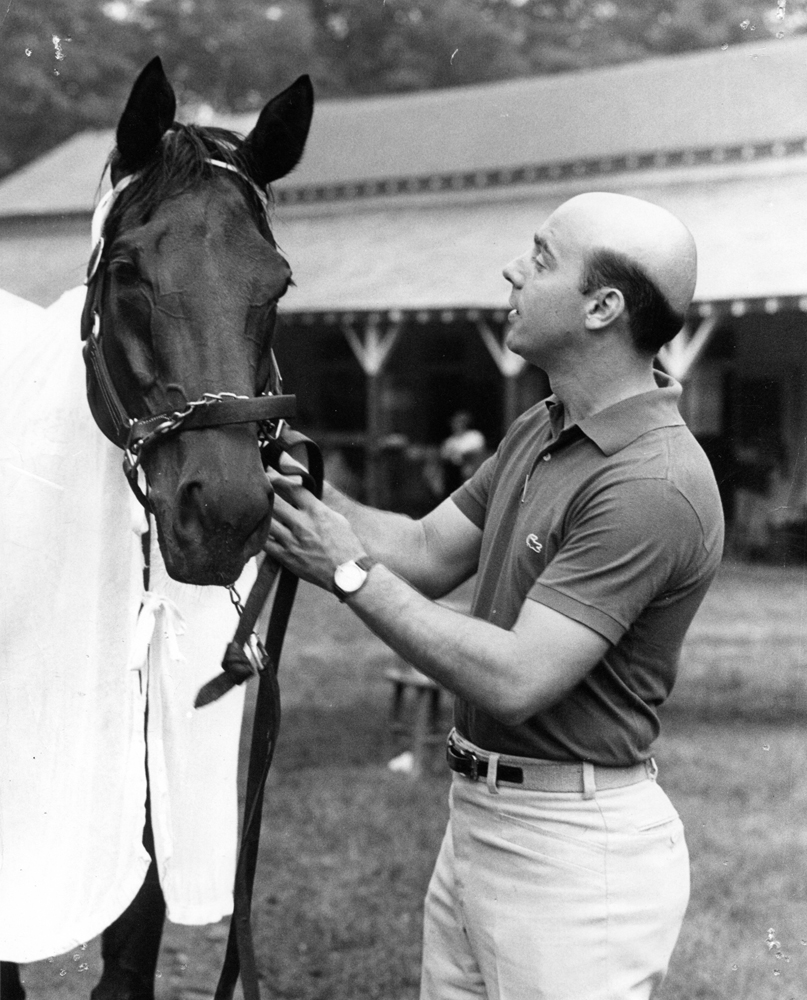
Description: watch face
334,560,367,594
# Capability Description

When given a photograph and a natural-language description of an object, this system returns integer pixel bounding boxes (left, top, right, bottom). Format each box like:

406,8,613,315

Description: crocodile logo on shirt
526,533,543,554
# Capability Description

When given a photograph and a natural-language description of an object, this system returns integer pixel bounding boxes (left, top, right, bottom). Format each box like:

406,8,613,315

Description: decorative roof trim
283,296,807,327
697,295,807,318
285,308,505,327
2,135,805,223
277,137,807,206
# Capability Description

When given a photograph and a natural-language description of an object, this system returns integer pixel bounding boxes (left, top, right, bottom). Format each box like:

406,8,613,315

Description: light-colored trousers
421,757,689,1000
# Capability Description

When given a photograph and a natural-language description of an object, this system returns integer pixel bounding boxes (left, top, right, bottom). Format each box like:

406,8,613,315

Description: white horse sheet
0,287,249,962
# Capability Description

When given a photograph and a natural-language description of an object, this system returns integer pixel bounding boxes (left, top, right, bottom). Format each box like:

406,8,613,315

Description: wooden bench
385,660,444,775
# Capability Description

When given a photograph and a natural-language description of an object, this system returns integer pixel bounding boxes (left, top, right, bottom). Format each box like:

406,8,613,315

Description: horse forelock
103,123,273,245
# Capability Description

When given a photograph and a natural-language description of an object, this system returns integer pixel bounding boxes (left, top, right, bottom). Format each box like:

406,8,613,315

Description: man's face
502,207,588,368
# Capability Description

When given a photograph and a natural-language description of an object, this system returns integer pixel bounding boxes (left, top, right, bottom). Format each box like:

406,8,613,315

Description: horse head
82,58,313,586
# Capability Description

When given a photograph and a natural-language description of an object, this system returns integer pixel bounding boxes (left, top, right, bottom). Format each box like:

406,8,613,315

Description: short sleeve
450,452,498,529
529,477,706,643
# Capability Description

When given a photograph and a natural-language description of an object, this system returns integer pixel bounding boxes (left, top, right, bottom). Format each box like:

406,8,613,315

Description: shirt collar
544,371,685,456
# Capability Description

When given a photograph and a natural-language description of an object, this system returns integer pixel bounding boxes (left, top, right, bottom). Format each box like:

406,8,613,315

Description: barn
2,36,806,550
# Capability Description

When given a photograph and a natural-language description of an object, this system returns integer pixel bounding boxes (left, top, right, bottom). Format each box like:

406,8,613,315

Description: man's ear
584,288,625,331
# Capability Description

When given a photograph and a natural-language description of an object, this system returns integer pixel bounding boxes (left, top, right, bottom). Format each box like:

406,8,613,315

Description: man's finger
269,472,323,515
265,516,294,548
268,470,311,505
267,468,304,491
263,536,296,571
276,451,307,475
269,492,300,525
267,469,313,497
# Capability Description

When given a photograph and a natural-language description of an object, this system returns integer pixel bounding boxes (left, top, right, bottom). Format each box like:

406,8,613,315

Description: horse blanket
0,287,250,961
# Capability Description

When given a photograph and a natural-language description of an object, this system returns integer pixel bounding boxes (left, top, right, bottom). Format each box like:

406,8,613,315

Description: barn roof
2,36,806,313
1,35,806,218
3,150,806,312
274,156,807,315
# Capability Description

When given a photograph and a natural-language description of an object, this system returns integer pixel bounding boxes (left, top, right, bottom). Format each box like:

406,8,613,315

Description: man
440,410,487,493
265,192,724,999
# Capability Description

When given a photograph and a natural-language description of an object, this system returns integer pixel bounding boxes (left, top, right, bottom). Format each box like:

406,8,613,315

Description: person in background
439,410,487,495
265,192,724,1000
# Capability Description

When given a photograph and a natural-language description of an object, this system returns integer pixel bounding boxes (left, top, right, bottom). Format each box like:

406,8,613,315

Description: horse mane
103,123,273,242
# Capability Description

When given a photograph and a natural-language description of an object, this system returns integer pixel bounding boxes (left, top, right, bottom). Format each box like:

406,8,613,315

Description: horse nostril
175,475,271,548
175,479,206,543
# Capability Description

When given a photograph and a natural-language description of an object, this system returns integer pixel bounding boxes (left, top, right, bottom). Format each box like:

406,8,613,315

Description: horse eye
109,258,141,284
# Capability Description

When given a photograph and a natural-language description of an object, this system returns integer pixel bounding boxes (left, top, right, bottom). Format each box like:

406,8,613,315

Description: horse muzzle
146,428,274,586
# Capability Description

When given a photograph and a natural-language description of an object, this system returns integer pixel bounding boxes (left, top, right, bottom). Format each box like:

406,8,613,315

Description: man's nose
503,256,524,286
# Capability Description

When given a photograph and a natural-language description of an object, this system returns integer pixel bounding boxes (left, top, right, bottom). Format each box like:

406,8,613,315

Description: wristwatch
332,555,377,601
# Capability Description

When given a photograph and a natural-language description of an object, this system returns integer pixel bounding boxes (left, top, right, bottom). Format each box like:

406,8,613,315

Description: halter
82,158,298,509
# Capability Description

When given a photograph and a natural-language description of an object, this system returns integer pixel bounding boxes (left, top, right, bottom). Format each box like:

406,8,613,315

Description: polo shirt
452,372,724,765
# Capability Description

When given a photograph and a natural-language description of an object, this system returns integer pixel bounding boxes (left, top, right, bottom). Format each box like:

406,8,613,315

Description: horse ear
241,75,314,187
116,57,177,173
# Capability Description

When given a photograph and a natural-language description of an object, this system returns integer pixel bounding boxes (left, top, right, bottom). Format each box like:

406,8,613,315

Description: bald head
502,192,698,366
550,192,697,324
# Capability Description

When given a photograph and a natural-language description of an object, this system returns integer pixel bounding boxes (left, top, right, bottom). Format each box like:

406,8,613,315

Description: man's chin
504,327,524,357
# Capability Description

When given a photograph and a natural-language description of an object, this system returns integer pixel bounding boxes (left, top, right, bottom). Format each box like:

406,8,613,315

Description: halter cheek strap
87,174,136,283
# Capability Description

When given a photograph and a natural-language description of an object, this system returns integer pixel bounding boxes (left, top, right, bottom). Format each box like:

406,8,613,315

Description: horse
0,56,314,1000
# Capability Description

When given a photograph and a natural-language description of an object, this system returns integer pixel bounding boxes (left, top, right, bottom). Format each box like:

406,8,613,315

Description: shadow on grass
272,701,405,772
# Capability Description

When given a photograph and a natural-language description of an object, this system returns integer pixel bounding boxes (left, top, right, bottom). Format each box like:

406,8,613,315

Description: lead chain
227,584,269,672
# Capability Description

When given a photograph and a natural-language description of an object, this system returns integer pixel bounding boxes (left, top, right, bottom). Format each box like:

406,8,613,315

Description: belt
446,732,656,794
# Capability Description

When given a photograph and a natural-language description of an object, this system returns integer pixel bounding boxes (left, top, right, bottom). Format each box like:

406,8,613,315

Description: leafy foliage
0,0,139,173
2,0,805,177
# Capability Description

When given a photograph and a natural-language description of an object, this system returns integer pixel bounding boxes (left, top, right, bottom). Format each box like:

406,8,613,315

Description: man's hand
265,470,367,591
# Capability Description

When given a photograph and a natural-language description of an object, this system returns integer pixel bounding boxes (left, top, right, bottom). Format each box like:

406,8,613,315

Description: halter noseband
82,159,297,509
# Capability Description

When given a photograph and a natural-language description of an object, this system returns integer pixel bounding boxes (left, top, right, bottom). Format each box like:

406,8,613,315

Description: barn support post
474,316,526,435
342,314,402,506
366,366,384,506
658,314,718,382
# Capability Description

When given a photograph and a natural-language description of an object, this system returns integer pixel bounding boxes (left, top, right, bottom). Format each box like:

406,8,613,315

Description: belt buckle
450,740,481,780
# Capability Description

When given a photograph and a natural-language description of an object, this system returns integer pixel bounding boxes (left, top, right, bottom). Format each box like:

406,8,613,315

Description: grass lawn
16,560,807,999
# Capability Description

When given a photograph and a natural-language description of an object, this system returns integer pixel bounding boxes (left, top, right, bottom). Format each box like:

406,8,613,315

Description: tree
119,0,327,112
2,0,805,178
0,0,142,174
307,0,531,94
477,0,807,73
